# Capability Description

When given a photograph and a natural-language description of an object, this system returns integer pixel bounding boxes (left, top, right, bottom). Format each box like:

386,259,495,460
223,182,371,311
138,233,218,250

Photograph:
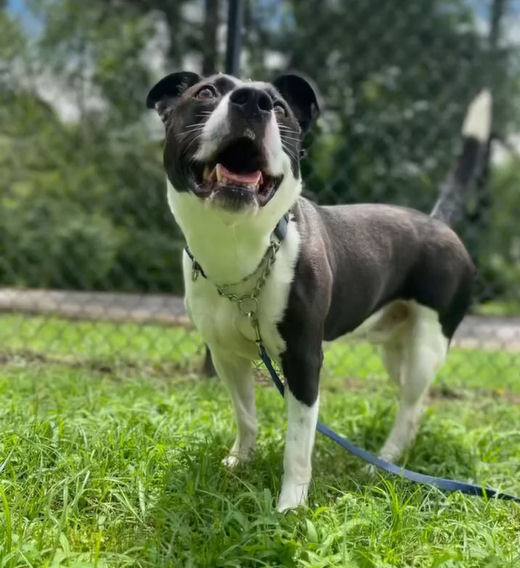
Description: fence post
202,0,220,75
225,0,244,75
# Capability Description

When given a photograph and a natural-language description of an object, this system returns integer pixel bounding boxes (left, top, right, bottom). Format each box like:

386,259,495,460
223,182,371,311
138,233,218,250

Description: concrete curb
1,288,520,350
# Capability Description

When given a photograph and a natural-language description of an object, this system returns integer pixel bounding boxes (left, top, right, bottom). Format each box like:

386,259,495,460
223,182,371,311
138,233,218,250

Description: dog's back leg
378,303,448,463
210,348,257,468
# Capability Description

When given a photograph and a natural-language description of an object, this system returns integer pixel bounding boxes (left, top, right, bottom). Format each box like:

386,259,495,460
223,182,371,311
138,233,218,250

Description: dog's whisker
179,127,205,138
180,124,205,133
278,126,300,135
184,133,204,153
278,127,300,134
179,127,204,136
282,140,296,154
280,133,301,142
282,143,298,162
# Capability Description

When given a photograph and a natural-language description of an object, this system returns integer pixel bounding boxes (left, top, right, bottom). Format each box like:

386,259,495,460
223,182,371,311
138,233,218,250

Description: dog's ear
273,73,320,133
146,71,202,122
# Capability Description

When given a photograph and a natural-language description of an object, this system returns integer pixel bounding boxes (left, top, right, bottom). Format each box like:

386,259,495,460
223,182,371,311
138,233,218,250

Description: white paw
378,445,402,465
221,454,242,469
276,481,310,513
363,463,378,478
221,447,255,469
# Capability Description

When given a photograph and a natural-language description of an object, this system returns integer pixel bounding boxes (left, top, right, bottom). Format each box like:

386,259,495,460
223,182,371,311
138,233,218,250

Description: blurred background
1,0,520,371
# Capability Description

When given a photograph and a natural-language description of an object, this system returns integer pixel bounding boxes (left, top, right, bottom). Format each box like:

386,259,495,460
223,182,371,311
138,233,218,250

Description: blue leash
258,344,520,504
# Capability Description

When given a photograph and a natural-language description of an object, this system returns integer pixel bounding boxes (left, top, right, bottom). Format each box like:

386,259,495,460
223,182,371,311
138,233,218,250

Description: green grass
0,314,519,567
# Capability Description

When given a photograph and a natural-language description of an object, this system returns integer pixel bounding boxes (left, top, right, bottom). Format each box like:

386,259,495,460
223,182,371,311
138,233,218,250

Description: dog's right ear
146,71,202,122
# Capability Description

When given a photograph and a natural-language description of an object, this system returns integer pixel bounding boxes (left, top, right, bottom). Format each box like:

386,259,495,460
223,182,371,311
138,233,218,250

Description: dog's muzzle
189,87,283,211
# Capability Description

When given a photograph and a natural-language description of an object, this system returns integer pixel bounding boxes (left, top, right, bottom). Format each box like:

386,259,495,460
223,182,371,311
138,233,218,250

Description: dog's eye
273,102,287,117
195,86,217,100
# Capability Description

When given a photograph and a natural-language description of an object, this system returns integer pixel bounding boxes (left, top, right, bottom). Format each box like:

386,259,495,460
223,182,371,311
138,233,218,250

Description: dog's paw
276,481,309,513
221,449,255,468
221,454,242,469
363,463,378,478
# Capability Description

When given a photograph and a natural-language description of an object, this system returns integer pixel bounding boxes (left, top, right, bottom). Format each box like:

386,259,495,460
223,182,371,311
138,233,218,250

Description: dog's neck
167,182,286,283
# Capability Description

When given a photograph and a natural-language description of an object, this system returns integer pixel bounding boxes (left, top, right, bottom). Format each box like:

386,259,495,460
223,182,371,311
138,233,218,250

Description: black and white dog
146,72,491,511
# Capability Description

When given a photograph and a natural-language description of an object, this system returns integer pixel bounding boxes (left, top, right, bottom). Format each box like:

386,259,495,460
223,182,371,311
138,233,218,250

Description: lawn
0,313,519,567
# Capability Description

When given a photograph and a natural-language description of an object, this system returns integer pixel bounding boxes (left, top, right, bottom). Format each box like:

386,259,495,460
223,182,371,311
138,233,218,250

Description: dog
146,71,491,512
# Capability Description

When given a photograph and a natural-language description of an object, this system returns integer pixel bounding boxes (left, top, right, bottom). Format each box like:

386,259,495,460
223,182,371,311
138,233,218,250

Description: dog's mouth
190,138,282,207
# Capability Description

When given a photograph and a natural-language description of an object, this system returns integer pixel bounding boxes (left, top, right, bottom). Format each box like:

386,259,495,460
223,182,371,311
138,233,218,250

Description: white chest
183,222,300,362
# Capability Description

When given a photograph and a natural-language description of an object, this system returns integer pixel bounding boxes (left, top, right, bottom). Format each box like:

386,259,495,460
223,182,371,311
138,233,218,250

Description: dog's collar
185,213,289,343
185,213,289,286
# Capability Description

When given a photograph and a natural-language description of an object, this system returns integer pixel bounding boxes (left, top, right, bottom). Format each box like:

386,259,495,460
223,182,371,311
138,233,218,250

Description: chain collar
185,214,288,342
215,235,280,340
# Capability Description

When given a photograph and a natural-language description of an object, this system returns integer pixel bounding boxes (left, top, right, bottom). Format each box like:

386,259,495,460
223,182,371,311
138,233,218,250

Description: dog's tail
430,90,492,226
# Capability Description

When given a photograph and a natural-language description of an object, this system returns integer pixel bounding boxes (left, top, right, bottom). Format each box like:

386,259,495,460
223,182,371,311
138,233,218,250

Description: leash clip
249,314,262,344
238,297,258,318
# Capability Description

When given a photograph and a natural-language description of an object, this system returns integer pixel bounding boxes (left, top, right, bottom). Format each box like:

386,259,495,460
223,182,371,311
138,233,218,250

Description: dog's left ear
273,73,320,133
146,71,202,122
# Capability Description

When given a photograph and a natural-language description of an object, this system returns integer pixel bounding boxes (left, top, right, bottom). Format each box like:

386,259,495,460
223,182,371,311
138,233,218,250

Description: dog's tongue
215,163,263,186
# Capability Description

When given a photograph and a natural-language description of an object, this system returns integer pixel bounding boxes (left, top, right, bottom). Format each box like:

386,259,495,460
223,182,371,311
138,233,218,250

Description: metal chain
215,237,281,342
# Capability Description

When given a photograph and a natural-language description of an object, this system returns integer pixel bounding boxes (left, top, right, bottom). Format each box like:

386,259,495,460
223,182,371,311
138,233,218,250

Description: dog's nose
229,87,273,120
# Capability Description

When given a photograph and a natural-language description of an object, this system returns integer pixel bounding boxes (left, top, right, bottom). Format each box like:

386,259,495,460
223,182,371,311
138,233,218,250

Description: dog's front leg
210,348,257,467
277,342,323,512
277,388,320,512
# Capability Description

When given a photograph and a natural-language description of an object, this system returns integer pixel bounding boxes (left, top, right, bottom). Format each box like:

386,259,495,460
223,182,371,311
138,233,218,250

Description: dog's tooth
203,166,211,181
216,163,223,183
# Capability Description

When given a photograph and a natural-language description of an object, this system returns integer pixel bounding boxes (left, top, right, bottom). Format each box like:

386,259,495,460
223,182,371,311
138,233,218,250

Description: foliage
0,4,186,292
259,1,487,205
1,0,520,309
477,158,520,305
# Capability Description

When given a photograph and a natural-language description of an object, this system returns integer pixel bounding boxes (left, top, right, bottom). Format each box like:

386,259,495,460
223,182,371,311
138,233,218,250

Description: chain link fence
1,0,520,380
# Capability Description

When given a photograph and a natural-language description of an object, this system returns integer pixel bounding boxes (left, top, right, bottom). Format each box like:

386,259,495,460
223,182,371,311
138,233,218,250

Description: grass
0,313,519,567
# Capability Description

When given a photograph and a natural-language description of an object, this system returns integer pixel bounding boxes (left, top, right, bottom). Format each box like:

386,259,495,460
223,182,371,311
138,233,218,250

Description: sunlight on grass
0,313,519,566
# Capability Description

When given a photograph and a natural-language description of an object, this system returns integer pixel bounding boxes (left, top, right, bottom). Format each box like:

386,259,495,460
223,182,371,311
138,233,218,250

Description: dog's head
146,72,319,217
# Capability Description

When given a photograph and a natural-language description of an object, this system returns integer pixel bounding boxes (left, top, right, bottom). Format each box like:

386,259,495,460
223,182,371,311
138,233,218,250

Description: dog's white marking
180,215,300,362
195,91,234,162
462,90,492,142
277,391,319,512
263,113,285,176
